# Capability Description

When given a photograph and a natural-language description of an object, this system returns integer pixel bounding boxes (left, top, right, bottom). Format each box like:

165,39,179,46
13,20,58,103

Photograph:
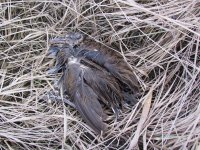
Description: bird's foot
40,86,76,108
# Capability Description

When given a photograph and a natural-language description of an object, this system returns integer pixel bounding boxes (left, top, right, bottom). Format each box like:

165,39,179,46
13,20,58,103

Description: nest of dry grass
0,0,200,149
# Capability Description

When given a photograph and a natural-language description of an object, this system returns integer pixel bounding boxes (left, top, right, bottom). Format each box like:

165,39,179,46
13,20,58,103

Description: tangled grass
0,0,200,149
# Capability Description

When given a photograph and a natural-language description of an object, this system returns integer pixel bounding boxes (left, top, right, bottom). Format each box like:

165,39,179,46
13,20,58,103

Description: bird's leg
48,90,76,108
40,82,76,108
111,106,120,121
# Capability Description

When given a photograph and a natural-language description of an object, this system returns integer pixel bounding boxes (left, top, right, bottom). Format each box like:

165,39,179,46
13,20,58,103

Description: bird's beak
49,37,66,44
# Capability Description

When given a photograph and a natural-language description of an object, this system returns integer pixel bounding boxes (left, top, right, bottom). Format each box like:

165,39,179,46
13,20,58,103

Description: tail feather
74,83,107,133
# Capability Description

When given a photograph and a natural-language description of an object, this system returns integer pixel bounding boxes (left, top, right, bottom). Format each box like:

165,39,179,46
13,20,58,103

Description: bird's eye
74,33,82,39
65,34,70,39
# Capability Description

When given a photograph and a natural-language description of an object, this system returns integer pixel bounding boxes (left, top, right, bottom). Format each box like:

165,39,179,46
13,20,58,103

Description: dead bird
47,32,140,134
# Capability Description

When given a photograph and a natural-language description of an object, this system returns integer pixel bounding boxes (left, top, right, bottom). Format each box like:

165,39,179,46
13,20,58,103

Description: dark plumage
47,32,139,134
62,58,107,133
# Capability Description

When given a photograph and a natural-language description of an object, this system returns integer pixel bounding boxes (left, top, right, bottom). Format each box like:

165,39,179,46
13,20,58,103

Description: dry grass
0,0,200,149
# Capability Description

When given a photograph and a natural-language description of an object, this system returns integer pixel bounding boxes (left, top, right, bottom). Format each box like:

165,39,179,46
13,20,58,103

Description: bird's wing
76,47,139,91
60,59,107,134
82,67,123,117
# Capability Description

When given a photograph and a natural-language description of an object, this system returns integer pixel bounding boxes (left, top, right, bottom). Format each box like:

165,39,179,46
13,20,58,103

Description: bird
47,32,140,134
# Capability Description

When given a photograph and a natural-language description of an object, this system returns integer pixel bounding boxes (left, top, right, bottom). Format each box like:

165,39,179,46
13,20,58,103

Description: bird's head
49,32,84,47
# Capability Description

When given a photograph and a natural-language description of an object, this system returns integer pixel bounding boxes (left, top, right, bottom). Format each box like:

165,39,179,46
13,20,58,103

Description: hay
0,0,199,149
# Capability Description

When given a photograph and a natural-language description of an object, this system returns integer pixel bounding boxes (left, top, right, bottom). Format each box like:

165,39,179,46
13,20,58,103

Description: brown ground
0,1,200,149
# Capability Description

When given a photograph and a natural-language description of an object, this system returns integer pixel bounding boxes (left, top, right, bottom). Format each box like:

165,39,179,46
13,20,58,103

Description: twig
128,88,153,150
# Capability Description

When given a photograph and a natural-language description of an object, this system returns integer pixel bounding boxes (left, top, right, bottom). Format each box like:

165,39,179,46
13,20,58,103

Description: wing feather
63,59,107,134
76,47,139,91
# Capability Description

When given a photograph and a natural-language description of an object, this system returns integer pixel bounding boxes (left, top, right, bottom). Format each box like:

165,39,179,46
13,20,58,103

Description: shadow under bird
47,32,140,134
